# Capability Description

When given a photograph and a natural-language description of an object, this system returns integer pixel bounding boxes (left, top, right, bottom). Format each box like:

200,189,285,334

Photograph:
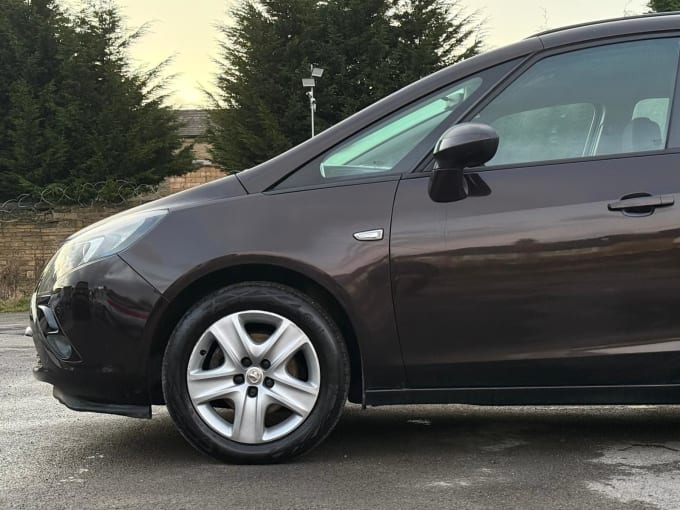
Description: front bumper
30,254,163,418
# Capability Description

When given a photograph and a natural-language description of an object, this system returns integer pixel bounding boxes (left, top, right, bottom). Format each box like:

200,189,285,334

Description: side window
476,39,680,167
491,103,598,164
634,98,671,136
319,77,483,179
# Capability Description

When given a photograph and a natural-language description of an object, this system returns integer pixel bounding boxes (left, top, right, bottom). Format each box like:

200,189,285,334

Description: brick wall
0,208,125,297
160,166,226,195
0,166,227,297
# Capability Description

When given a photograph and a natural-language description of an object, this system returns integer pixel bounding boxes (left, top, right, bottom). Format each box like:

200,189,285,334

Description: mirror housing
429,123,499,203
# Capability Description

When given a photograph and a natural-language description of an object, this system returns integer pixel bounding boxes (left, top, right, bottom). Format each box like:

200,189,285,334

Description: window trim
665,47,680,148
265,172,402,196
401,147,680,182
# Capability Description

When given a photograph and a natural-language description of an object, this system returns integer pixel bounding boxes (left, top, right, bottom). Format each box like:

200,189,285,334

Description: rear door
391,36,680,388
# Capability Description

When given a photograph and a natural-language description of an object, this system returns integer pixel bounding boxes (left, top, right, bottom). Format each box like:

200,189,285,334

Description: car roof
533,11,680,38
538,12,680,49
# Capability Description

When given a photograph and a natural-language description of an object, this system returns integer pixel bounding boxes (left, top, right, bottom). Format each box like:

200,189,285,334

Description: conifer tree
0,0,191,201
649,0,680,11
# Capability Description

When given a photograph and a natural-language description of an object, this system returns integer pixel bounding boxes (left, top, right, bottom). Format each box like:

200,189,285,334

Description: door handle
607,194,674,212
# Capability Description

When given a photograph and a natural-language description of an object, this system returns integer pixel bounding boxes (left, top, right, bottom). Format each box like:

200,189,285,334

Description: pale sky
106,0,650,108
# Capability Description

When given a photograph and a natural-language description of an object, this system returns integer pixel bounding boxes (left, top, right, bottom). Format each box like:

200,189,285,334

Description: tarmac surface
2,312,680,509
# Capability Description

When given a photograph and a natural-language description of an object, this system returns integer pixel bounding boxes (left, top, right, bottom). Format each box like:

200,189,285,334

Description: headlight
50,209,167,278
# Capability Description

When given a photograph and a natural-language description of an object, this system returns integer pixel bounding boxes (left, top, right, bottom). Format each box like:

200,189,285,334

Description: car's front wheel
162,282,349,463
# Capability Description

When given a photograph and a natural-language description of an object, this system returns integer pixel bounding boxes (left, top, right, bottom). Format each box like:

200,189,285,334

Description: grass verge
0,296,30,313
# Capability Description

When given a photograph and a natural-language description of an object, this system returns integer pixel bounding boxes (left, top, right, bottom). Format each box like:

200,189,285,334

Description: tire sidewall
162,282,349,463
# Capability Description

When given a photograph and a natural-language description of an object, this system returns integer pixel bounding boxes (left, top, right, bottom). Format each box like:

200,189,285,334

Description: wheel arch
145,261,364,405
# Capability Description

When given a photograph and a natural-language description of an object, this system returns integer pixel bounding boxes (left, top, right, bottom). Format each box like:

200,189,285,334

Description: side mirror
429,123,499,203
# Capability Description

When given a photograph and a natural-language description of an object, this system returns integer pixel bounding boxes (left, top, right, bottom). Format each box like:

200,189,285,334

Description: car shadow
83,404,680,466
318,404,680,458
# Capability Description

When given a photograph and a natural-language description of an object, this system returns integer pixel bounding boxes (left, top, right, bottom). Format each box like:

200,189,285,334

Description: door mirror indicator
429,123,499,203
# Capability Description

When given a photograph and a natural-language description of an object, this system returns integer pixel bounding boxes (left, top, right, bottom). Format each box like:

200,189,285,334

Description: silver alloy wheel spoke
267,333,308,371
231,390,266,443
187,366,241,405
266,379,318,417
229,315,258,360
209,320,249,367
186,310,321,445
271,369,318,396
255,318,293,361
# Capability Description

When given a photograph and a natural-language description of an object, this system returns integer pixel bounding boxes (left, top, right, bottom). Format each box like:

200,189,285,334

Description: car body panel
104,173,247,220
538,12,680,49
121,180,404,389
392,153,680,388
32,255,161,405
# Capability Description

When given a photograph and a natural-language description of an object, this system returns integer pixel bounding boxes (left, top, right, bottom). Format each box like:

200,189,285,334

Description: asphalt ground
2,312,680,509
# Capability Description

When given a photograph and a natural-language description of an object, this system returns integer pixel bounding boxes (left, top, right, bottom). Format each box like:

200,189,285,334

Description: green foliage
0,296,29,313
648,0,680,11
209,0,483,172
0,0,192,201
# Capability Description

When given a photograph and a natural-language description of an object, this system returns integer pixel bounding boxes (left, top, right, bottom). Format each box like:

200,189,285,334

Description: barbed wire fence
0,181,164,223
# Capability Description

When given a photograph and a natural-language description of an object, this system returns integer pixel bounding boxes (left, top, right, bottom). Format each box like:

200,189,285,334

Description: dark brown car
29,13,680,463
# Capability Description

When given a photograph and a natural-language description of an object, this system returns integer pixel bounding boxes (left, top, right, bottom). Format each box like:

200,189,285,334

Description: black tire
162,282,350,464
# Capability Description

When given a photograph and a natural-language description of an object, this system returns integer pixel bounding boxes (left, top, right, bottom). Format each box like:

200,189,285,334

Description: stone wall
0,166,226,297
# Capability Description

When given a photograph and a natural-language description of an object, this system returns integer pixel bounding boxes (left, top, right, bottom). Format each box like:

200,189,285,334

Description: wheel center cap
246,367,264,385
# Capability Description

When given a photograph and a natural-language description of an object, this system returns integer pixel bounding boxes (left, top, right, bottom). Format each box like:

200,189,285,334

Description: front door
391,37,680,388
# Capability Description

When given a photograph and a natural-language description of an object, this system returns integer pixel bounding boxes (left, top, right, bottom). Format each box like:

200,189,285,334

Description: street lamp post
302,65,324,137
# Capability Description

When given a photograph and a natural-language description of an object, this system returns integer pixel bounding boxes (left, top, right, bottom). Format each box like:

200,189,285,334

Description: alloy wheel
186,310,321,444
